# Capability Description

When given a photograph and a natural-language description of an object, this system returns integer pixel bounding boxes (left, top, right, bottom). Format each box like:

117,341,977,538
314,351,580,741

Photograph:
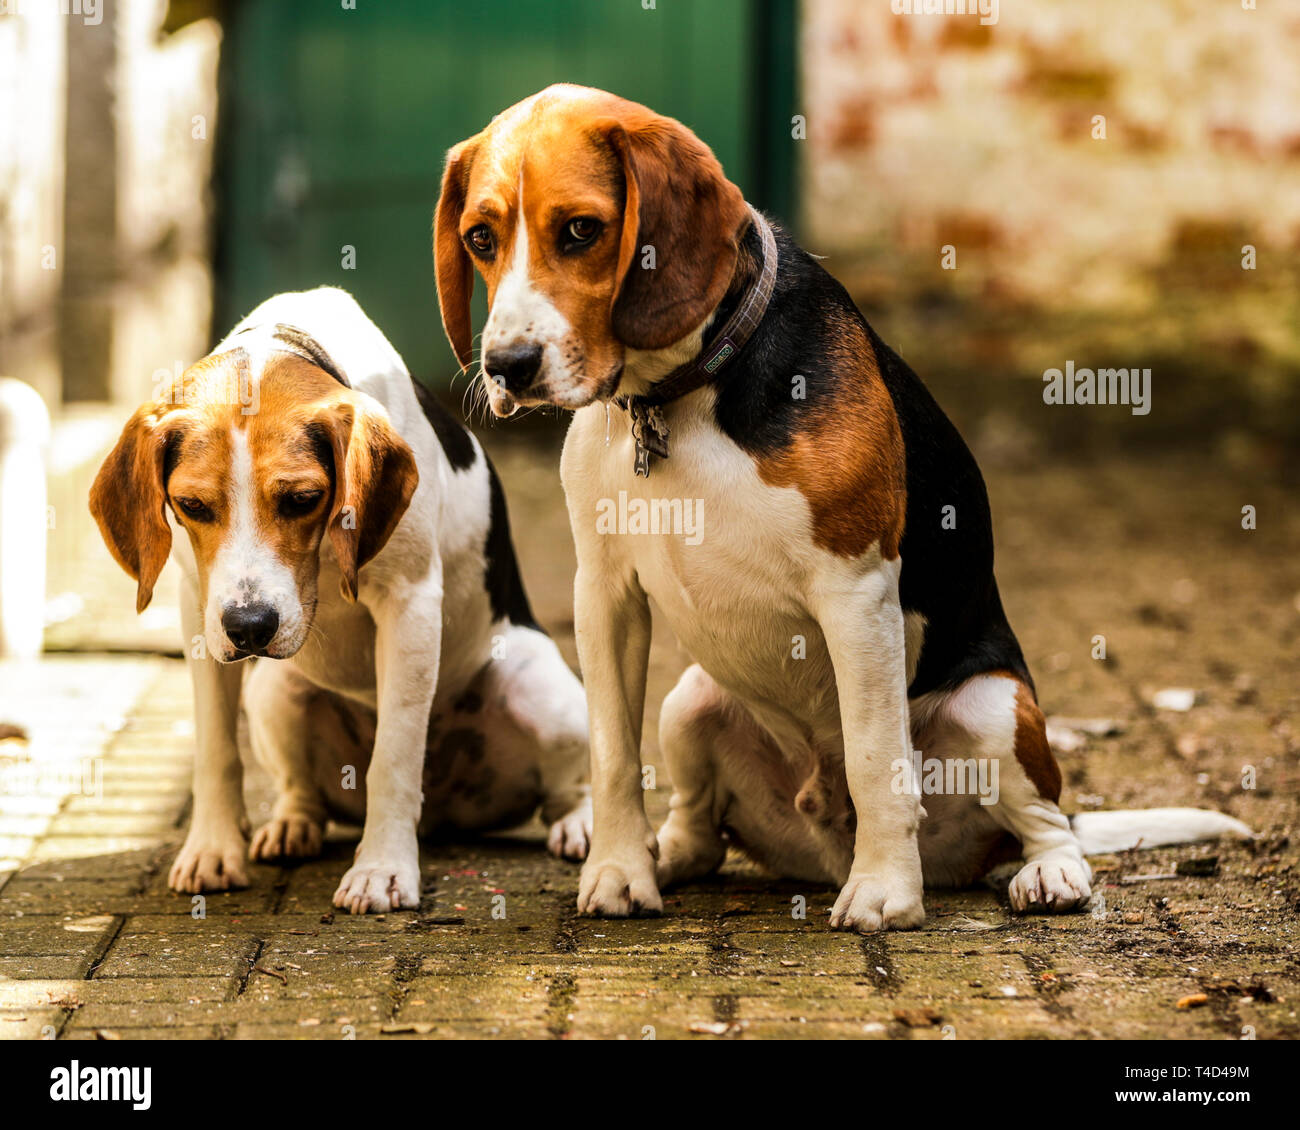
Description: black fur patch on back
410,377,477,472
707,223,1031,699
484,458,539,630
271,323,350,387
407,378,535,630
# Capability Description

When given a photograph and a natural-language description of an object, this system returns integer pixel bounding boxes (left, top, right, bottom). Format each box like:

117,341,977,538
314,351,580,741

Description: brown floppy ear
434,138,479,370
321,398,419,603
603,114,750,351
89,406,175,614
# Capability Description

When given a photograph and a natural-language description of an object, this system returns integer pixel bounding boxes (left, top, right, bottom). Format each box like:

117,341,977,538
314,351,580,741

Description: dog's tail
1070,808,1254,854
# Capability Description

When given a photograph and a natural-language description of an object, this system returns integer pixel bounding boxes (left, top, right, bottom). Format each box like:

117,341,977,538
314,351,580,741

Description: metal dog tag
628,402,670,477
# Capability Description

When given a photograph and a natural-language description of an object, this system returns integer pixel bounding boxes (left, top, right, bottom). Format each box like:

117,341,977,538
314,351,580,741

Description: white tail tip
1071,808,1255,855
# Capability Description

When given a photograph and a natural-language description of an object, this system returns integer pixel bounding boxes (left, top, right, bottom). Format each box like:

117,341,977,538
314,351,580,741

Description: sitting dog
90,287,591,913
433,86,1253,931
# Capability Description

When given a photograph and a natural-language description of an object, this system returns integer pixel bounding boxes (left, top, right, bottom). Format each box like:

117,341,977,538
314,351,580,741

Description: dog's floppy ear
89,406,176,614
434,138,480,370
602,112,750,351
319,396,419,603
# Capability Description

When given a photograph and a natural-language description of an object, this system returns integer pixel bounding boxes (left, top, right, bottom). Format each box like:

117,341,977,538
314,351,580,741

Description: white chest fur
563,394,852,753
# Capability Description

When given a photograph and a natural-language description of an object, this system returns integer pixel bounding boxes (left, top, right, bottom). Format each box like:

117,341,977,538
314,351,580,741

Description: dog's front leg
813,562,925,932
574,567,661,917
169,572,249,893
333,572,443,914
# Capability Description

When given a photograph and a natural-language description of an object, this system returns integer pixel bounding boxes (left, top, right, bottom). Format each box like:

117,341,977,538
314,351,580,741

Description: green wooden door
215,0,797,385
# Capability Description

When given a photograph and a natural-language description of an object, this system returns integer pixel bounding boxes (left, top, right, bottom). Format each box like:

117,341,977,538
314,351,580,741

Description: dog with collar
434,86,1252,931
90,287,592,913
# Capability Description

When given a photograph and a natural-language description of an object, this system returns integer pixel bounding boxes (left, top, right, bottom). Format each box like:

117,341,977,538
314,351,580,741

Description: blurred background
0,1,1296,869
5,0,1298,444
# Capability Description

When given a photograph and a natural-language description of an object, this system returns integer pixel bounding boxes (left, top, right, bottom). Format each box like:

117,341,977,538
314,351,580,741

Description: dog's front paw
170,825,250,894
1009,856,1091,914
249,814,323,862
333,851,421,914
830,869,925,933
547,795,592,862
577,847,661,918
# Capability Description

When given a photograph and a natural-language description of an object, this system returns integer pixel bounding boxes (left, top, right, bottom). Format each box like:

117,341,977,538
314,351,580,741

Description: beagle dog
434,86,1252,931
90,287,591,913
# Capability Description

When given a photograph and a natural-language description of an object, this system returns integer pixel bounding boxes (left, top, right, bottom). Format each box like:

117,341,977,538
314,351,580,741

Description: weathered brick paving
0,657,1294,1041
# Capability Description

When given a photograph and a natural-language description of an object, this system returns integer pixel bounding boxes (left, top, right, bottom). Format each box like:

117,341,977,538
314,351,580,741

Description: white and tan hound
434,85,1251,931
91,287,591,913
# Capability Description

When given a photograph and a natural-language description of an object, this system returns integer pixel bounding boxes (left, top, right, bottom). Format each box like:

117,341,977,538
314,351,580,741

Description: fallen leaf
893,1007,942,1028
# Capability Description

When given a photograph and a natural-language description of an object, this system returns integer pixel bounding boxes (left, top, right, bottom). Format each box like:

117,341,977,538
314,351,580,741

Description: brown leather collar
614,204,778,477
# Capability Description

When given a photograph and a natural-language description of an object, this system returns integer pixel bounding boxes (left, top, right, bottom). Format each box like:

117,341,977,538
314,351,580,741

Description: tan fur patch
244,355,342,581
1009,678,1063,802
165,354,339,572
755,315,906,560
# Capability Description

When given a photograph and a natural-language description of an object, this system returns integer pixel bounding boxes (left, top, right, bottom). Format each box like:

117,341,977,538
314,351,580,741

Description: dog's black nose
484,343,543,394
222,603,279,654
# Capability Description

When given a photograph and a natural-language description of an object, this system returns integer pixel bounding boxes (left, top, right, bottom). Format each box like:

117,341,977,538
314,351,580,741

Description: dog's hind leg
457,624,593,860
656,665,840,889
245,660,328,862
655,666,730,887
913,673,1091,913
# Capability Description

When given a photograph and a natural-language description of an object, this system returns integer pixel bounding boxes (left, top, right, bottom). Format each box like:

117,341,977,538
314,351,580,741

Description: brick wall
798,0,1300,454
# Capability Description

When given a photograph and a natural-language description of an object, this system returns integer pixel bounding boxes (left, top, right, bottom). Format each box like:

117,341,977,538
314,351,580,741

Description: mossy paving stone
395,975,548,1024
235,952,400,1000
60,1024,220,1040
0,915,117,958
0,1007,66,1039
66,996,392,1030
231,1020,550,1039
91,932,262,979
0,976,234,1006
0,956,97,979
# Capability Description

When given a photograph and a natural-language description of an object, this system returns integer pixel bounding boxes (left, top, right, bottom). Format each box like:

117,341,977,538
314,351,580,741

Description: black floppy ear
600,113,749,350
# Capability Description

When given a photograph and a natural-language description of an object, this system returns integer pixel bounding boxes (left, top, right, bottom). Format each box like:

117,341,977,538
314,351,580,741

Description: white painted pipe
0,378,51,659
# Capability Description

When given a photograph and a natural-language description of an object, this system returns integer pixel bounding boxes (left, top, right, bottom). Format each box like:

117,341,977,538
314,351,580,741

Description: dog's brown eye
280,490,324,518
175,497,212,521
466,225,494,255
564,217,601,248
